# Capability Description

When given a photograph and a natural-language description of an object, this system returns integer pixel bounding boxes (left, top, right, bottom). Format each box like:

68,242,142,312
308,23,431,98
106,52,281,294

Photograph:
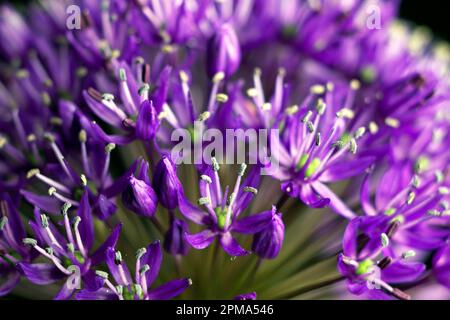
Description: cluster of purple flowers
0,0,449,300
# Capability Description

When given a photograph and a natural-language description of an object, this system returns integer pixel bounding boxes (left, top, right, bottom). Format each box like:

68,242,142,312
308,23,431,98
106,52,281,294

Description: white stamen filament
63,213,76,248
73,221,87,257
35,172,71,194
49,140,75,182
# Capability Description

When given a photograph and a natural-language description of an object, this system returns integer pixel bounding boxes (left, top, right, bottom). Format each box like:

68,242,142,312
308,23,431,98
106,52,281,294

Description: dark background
400,0,450,40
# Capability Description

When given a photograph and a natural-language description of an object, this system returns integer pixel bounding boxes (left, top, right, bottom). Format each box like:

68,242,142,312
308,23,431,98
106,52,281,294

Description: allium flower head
1,0,450,301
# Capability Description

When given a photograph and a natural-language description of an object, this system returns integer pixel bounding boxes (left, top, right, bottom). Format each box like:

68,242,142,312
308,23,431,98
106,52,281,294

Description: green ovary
304,158,321,178
296,154,309,171
356,259,374,275
215,207,228,230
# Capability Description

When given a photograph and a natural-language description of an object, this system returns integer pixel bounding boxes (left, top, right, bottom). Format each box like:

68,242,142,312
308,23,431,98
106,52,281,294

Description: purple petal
96,194,117,220
375,164,410,211
103,159,139,197
135,100,159,141
312,182,356,219
18,263,65,285
342,218,362,257
0,193,25,246
77,190,94,250
299,184,331,208
20,190,60,214
233,167,260,217
87,120,134,145
164,219,189,256
147,278,191,300
122,175,158,218
382,261,425,283
83,89,124,127
91,223,122,266
320,157,375,182
54,281,76,300
75,288,117,300
219,232,249,256
137,159,151,184
58,100,77,134
152,155,183,210
0,272,20,297
105,248,132,286
142,240,162,288
184,230,216,249
360,173,377,216
152,66,171,113
232,210,274,234
178,194,208,225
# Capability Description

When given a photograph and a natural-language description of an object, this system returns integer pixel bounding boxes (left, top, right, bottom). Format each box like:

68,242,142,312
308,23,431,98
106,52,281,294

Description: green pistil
360,65,377,83
215,207,228,230
278,120,286,132
62,256,73,269
187,126,200,144
74,251,85,264
58,90,73,101
281,25,297,39
356,259,374,275
296,154,309,171
304,158,321,179
123,284,144,300
123,287,134,300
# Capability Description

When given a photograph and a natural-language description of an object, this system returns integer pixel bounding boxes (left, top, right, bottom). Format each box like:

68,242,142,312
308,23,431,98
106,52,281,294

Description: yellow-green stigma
356,259,374,275
215,207,228,229
296,154,309,171
304,158,321,179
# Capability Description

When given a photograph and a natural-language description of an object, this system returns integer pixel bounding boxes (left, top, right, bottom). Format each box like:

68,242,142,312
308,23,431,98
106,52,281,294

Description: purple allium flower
82,63,159,144
0,194,33,296
359,167,450,251
252,208,284,259
76,241,191,300
338,217,425,300
19,202,122,299
433,242,450,289
164,217,189,256
67,0,139,67
153,155,183,210
20,131,134,220
0,5,31,59
180,159,276,256
122,160,158,218
269,82,375,218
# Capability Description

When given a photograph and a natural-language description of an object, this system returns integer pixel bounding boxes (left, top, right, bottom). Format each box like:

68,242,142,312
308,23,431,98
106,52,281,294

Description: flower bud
136,100,159,141
207,24,241,79
252,210,284,259
152,155,183,210
164,218,189,255
122,174,158,218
